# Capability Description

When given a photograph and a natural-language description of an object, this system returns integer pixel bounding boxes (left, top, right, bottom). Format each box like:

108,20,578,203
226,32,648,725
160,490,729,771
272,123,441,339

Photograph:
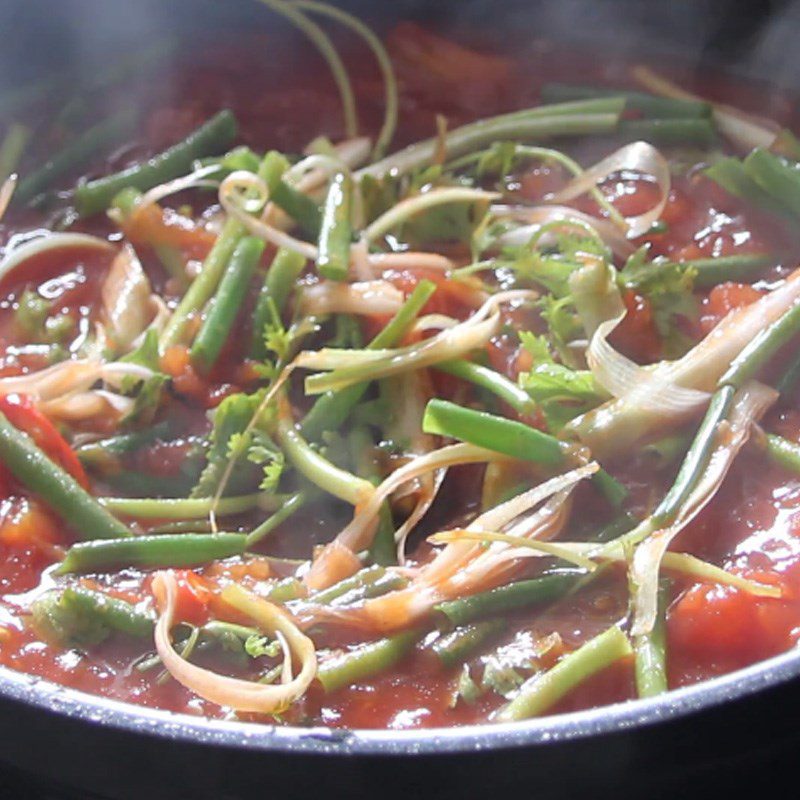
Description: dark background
1,0,800,797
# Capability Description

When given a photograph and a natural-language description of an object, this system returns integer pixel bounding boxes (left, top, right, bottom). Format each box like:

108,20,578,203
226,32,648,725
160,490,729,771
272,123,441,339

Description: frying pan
1,1,800,797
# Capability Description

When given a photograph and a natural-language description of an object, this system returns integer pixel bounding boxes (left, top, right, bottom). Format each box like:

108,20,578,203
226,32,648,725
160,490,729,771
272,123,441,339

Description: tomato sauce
2,23,800,731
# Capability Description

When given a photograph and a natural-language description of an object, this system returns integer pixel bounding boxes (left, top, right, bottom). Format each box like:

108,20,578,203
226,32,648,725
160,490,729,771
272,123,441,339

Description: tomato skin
0,393,89,488
168,570,213,626
611,290,661,363
700,282,763,334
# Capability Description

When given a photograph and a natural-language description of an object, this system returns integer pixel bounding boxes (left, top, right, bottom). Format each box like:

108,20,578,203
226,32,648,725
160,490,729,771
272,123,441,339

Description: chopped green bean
245,491,307,547
262,150,322,238
250,248,307,359
15,107,137,206
190,236,265,373
434,359,536,415
422,399,570,468
316,172,352,281
432,619,506,668
307,565,386,605
100,493,277,519
435,572,581,629
55,532,247,574
496,624,632,721
0,411,131,540
75,110,237,217
317,630,419,693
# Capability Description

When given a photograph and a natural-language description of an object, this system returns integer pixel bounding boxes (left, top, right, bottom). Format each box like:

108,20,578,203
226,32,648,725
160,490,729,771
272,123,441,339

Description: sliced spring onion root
549,140,671,239
152,572,317,714
569,268,800,460
304,463,597,630
629,380,778,637
304,442,507,591
297,289,536,395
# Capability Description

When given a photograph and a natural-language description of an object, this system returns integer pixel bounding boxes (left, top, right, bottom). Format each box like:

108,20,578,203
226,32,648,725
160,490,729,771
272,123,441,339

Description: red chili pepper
0,393,89,488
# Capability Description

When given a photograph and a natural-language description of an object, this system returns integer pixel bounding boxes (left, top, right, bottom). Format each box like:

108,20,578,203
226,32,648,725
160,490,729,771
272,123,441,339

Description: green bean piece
743,148,800,216
435,572,581,629
245,491,307,547
422,399,570,468
591,469,628,509
317,630,419,693
307,565,386,605
329,572,407,607
160,217,245,353
100,493,274,519
15,107,138,206
278,415,373,506
673,253,774,288
55,532,247,574
539,83,711,118
719,301,800,390
432,619,506,668
300,279,436,439
250,248,307,359
634,581,669,698
0,411,131,540
190,236,265,373
32,587,154,647
496,624,633,721
0,123,30,182
618,118,715,147
765,434,800,476
317,172,352,281
261,151,322,238
652,386,734,527
434,359,536,415
74,110,237,217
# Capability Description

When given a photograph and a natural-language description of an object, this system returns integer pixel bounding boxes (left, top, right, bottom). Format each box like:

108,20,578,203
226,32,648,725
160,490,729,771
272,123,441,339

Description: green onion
743,148,800,216
74,110,237,217
316,172,352,281
495,624,632,721
539,83,711,118
99,493,276,519
0,411,131,540
245,491,307,547
765,434,800,476
618,118,715,147
671,253,774,288
190,236,265,373
55,533,247,574
634,580,669,698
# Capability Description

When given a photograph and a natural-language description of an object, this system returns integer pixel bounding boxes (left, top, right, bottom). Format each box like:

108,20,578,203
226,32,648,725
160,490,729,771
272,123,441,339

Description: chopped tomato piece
611,289,661,363
700,282,763,334
168,570,214,627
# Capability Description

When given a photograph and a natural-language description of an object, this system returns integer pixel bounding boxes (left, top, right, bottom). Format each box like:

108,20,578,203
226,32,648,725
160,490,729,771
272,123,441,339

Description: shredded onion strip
153,572,317,714
550,141,671,239
300,280,404,316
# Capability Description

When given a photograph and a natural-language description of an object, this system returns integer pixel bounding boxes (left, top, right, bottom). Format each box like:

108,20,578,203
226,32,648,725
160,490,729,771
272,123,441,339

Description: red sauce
2,23,800,732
